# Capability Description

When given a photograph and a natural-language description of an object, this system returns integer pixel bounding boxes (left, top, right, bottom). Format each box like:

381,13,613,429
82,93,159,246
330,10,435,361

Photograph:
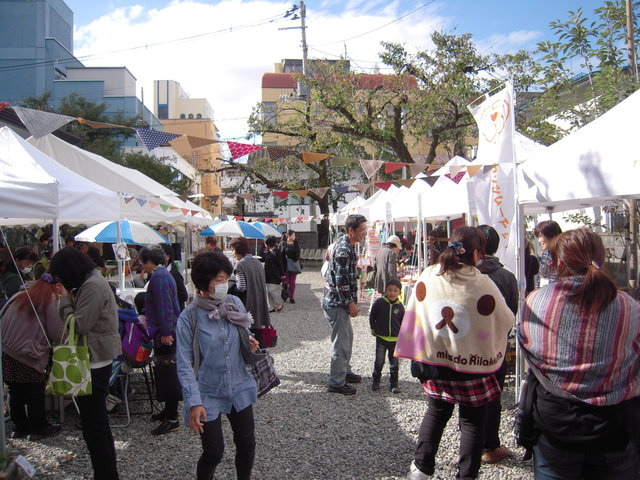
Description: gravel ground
7,268,534,479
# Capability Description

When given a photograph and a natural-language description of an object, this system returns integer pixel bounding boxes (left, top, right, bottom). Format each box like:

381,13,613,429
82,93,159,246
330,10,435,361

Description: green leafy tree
521,1,640,143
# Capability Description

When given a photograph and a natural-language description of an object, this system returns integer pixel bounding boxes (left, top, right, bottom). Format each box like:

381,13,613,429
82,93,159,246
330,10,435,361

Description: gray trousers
324,306,354,387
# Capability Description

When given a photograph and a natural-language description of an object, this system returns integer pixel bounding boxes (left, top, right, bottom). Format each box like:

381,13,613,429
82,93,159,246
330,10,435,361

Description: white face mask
20,266,32,275
209,282,228,300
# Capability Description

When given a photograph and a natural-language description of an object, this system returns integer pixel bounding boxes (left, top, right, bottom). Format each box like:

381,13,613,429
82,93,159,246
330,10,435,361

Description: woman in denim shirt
176,252,259,480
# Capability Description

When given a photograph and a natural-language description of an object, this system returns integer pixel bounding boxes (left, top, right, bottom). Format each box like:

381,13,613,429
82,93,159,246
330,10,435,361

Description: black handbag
153,362,183,403
280,281,289,302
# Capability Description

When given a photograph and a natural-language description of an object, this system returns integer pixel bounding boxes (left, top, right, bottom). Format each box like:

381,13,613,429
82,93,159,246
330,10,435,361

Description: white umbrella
75,220,170,245
251,221,283,237
200,220,265,239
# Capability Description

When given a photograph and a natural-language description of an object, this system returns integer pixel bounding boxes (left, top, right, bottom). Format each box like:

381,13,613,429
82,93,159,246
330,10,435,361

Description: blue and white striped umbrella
199,220,265,239
250,221,283,237
75,220,170,245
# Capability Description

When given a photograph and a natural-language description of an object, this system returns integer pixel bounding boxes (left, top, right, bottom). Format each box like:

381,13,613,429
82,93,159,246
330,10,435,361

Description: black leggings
197,405,255,480
414,397,487,480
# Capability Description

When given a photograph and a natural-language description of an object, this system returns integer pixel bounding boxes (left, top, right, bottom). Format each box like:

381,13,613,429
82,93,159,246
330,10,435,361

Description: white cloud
476,30,543,55
70,0,486,140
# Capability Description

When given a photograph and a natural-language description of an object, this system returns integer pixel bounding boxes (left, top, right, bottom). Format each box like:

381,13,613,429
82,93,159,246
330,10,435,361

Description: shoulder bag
46,314,92,397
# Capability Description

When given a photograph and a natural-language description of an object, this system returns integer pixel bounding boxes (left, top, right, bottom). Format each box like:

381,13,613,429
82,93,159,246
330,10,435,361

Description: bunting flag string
77,118,130,129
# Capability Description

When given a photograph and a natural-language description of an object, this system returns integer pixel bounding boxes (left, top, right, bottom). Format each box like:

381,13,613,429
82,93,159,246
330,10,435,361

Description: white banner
469,83,517,274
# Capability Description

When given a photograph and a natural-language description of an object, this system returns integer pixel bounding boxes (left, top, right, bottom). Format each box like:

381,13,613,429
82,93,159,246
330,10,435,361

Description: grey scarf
193,292,253,329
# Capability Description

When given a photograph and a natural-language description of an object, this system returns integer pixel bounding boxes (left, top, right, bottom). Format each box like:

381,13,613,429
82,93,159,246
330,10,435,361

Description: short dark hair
477,225,500,255
229,237,250,256
50,246,97,290
205,237,217,247
534,220,562,239
160,243,175,265
15,247,38,262
39,234,50,243
191,252,233,291
139,244,166,267
345,214,367,232
264,235,278,248
385,278,402,290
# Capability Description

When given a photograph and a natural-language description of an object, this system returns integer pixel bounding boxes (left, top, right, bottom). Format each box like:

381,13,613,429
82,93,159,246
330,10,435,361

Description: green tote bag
46,313,92,397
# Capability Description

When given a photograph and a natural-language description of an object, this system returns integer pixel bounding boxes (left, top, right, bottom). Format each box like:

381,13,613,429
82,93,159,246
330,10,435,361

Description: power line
313,1,435,47
0,11,291,74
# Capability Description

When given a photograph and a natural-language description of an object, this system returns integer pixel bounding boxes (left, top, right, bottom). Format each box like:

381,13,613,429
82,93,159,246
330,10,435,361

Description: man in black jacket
476,224,518,464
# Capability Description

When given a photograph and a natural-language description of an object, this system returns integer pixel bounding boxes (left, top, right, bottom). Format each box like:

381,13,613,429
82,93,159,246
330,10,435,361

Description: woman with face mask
176,251,260,480
1,247,38,300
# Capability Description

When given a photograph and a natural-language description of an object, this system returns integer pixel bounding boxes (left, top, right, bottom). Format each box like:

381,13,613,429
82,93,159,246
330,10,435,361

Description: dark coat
476,256,518,315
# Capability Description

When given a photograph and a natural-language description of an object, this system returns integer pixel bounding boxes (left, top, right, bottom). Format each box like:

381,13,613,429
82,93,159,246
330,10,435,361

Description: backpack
118,308,152,364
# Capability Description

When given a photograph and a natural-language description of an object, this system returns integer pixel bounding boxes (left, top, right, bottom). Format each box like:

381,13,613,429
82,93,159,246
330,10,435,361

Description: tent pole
52,219,60,253
117,221,125,292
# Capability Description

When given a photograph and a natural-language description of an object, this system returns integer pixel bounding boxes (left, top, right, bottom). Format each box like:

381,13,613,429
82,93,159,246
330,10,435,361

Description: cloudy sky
64,0,604,140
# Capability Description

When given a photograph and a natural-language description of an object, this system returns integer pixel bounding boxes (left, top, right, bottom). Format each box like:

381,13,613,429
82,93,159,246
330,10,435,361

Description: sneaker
151,410,168,422
151,420,180,436
390,386,401,394
289,298,296,304
371,379,381,391
345,373,362,383
481,445,511,464
327,384,357,395
29,424,61,440
407,461,432,480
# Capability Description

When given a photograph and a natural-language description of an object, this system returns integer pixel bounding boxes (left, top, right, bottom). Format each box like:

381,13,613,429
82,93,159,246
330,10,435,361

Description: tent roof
0,127,120,222
520,89,640,213
29,134,212,226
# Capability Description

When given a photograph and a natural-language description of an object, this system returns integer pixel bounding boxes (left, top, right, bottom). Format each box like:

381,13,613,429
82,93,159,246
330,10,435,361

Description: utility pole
280,2,309,95
626,0,639,82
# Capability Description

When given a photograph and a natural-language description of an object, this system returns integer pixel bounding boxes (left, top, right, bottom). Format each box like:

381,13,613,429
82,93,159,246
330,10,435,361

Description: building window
188,113,194,119
262,102,276,125
158,105,168,120
196,113,202,119
180,114,186,119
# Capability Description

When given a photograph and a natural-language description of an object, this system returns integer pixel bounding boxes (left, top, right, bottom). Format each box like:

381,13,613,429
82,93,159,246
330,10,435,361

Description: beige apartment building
154,80,222,215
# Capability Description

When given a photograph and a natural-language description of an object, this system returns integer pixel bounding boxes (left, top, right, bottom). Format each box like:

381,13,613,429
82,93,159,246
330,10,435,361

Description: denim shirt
176,299,257,422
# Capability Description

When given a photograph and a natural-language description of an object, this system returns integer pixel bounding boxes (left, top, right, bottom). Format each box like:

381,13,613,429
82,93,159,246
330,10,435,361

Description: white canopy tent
0,127,120,224
520,88,640,212
28,134,212,227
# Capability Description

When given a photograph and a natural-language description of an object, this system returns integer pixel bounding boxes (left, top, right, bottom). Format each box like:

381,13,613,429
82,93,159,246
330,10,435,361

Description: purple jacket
145,266,180,340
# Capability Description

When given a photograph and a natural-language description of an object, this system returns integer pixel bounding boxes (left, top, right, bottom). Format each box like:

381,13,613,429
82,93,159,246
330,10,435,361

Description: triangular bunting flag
420,176,439,187
409,163,427,177
302,152,330,163
384,162,408,174
148,201,158,209
331,157,357,167
207,195,220,204
445,171,466,184
135,198,147,207
467,165,483,177
159,204,170,212
123,194,135,204
135,128,182,151
396,179,415,187
186,135,219,149
235,216,244,221
309,187,329,198
239,194,254,200
77,117,129,129
0,103,9,112
359,159,384,179
191,210,200,216
178,195,189,202
332,186,350,195
427,164,441,172
13,106,75,139
292,189,309,197
227,141,263,160
374,181,394,191
352,184,370,193
267,146,299,160
273,191,289,199
180,208,190,215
